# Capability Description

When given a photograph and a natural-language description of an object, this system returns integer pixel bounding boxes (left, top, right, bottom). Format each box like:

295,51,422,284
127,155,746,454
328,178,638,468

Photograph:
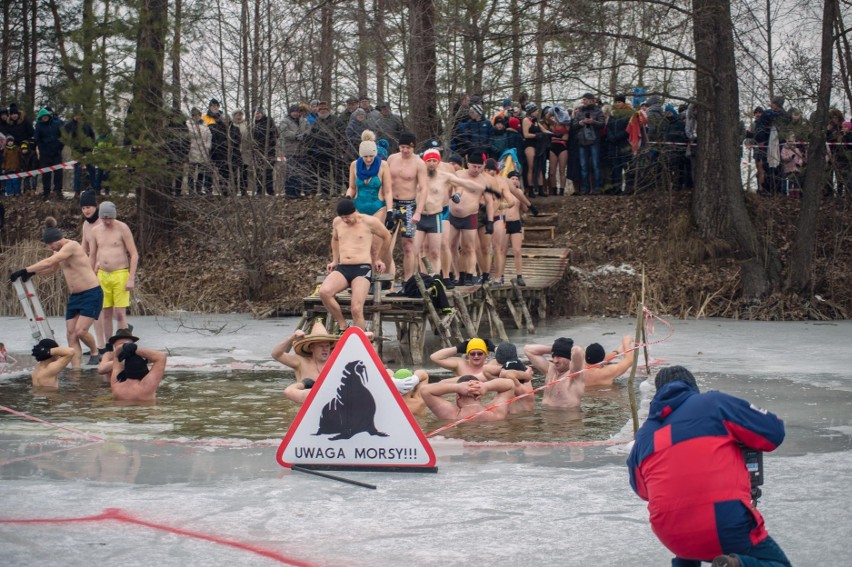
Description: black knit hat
80,190,98,208
552,337,574,359
655,366,699,391
585,343,606,365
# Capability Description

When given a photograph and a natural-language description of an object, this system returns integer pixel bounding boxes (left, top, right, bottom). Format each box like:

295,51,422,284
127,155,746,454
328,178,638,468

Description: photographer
627,366,790,567
571,93,605,195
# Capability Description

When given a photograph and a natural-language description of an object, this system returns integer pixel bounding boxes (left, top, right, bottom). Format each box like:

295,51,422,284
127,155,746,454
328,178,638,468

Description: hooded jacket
627,381,785,560
34,111,65,159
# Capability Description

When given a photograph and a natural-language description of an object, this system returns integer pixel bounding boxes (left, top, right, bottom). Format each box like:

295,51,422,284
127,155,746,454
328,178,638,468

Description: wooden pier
299,247,569,365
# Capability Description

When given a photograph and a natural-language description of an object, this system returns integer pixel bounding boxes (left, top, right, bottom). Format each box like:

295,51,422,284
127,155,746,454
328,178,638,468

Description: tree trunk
1,0,9,102
131,0,169,255
99,0,112,121
692,0,780,298
171,0,182,110
376,0,386,103
834,6,852,111
80,0,96,111
765,0,774,99
787,0,835,293
357,0,368,97
408,0,438,142
47,0,78,83
533,1,546,104
319,1,334,103
510,0,521,100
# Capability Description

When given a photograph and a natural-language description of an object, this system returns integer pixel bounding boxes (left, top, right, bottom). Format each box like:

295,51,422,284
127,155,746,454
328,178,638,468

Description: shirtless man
109,330,167,402
493,171,535,286
415,149,452,282
421,375,515,422
274,320,340,404
320,199,391,331
583,335,635,387
478,159,516,284
386,132,429,281
524,337,586,409
11,217,102,369
390,368,429,417
31,339,75,390
482,342,535,413
89,201,139,347
79,190,107,354
430,337,494,378
444,152,497,287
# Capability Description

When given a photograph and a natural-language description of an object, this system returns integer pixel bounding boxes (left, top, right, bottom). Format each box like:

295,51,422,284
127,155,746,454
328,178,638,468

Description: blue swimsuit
354,175,385,215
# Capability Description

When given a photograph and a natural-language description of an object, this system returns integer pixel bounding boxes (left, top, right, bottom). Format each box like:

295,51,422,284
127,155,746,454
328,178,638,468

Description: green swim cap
393,368,414,380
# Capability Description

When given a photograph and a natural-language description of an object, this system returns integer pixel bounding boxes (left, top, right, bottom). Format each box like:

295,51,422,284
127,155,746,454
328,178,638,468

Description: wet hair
457,375,478,384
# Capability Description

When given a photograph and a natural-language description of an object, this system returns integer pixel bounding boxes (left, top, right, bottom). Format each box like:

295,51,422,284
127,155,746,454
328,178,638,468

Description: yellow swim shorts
98,268,131,308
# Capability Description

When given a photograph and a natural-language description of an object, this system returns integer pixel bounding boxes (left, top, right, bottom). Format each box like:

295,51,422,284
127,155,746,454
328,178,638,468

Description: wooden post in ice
627,266,645,434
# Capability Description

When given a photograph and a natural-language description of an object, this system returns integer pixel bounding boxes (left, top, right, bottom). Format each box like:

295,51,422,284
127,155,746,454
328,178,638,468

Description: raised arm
430,345,463,373
271,329,306,370
523,343,552,375
421,379,465,419
43,347,75,376
27,244,73,276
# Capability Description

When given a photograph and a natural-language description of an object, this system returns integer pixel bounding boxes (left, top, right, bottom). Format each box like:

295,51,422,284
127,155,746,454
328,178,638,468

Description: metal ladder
12,278,56,342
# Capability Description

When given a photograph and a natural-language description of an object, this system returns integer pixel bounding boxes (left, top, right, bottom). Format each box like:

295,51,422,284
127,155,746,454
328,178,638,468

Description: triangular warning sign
276,326,437,471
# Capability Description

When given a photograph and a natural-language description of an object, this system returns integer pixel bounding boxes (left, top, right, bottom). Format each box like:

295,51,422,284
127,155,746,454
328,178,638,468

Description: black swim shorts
334,263,373,284
506,219,523,235
416,212,443,234
449,213,478,230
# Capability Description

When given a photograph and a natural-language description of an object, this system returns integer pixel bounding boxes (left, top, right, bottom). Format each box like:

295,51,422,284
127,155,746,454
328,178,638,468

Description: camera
741,447,764,504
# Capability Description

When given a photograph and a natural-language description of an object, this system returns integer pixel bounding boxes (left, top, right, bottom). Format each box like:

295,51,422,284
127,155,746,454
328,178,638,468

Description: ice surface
1,315,851,565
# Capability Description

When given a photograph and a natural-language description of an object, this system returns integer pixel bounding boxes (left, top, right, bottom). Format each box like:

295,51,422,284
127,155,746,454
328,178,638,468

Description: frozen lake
1,314,850,565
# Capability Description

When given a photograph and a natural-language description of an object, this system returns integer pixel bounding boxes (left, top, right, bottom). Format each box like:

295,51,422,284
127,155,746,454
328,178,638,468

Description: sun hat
293,320,340,357
108,328,140,345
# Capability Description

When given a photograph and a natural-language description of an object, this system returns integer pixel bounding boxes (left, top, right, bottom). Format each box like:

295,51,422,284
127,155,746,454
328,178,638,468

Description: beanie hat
470,104,484,117
654,366,699,391
467,152,485,165
423,149,441,162
551,337,574,359
42,217,62,244
448,154,463,166
359,140,378,157
8,103,18,116
494,342,518,364
399,132,416,147
99,201,117,219
191,107,201,116
36,108,51,120
209,98,220,106
466,338,487,354
485,158,499,172
585,343,606,365
80,190,98,208
771,96,785,108
376,139,389,160
524,103,538,114
33,338,59,361
508,117,521,130
502,98,512,108
336,198,356,216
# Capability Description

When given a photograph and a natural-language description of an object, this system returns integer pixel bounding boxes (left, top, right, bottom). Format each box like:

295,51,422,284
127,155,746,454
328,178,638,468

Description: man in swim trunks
108,328,167,402
476,159,515,284
387,132,429,282
389,368,429,417
524,338,586,410
421,375,515,422
493,171,535,286
31,338,75,390
79,190,107,354
11,217,102,369
429,337,494,378
482,342,535,413
582,335,635,387
443,152,498,286
88,201,139,350
415,149,454,283
320,199,391,331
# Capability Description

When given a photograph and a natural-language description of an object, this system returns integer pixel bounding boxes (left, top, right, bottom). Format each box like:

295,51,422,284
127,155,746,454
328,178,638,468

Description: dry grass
0,241,68,317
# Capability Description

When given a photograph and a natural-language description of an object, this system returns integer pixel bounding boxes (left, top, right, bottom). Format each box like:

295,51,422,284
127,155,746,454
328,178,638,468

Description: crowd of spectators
2,92,850,204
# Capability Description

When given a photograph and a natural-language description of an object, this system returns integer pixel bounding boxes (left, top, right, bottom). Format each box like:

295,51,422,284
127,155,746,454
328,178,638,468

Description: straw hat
293,320,340,356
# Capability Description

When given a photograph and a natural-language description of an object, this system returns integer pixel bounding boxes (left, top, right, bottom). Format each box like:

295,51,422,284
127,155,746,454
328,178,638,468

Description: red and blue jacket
627,381,785,560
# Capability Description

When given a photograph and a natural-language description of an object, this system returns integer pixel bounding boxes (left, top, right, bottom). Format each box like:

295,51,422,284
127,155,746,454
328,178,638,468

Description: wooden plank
512,280,536,334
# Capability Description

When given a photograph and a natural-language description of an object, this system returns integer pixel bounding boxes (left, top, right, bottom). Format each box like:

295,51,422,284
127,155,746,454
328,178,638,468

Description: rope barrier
424,308,675,439
0,404,105,442
0,160,78,181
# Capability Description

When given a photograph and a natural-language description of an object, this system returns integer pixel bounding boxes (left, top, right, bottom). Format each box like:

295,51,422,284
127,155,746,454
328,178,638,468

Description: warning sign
276,326,437,471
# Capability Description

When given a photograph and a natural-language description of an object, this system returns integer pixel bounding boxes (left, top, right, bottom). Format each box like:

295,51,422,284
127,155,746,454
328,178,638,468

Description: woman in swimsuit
547,110,569,195
522,103,550,196
345,130,393,223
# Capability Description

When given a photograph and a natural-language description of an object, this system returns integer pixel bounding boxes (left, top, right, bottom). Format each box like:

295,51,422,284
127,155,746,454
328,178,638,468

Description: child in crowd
780,135,804,199
19,141,38,192
2,136,22,196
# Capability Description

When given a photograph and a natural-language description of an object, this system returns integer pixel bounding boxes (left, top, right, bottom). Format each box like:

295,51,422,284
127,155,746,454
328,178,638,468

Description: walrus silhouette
316,360,388,441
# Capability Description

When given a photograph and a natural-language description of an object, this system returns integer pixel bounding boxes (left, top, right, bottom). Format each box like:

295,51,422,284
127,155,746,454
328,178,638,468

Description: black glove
529,204,540,216
303,378,316,389
104,343,114,353
485,220,494,235
455,342,468,354
484,338,496,353
342,194,353,200
450,193,461,204
117,342,137,362
384,215,396,230
10,269,34,282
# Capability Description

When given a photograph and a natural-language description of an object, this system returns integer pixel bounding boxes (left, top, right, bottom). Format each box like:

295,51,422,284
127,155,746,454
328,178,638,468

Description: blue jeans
671,535,791,567
578,142,602,193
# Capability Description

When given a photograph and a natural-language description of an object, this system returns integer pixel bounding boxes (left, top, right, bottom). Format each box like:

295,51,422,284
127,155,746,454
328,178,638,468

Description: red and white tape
0,160,78,181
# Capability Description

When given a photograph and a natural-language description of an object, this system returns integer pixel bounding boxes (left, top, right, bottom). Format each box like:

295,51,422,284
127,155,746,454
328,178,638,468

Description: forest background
0,0,850,320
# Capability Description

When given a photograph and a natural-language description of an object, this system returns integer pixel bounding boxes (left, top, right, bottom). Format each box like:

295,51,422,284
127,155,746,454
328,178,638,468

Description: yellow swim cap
466,338,487,354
